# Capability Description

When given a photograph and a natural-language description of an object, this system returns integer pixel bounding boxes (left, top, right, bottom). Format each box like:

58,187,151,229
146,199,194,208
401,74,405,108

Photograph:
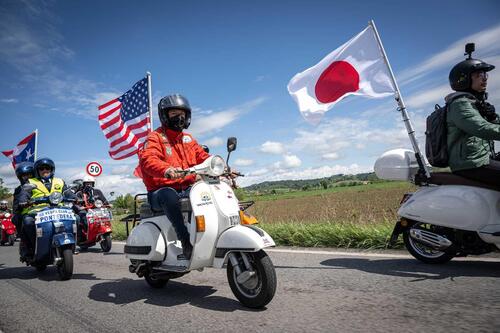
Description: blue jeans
147,187,191,243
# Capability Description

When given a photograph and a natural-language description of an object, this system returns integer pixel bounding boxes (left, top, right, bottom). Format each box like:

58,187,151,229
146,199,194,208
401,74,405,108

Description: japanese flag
288,24,395,124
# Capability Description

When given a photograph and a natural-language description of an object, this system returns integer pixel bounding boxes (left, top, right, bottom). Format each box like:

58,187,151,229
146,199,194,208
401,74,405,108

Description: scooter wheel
35,264,47,272
8,234,15,246
227,250,277,309
144,272,168,289
403,224,455,264
57,248,74,280
100,234,112,252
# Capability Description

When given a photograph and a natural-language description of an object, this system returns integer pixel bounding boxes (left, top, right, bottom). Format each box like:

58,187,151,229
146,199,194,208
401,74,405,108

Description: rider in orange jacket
138,94,209,259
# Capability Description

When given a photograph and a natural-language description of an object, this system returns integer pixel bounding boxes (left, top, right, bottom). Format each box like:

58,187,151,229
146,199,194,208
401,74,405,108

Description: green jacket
447,94,500,171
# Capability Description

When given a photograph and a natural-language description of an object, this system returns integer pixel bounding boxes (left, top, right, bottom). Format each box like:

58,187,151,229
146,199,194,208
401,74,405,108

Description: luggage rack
120,193,147,237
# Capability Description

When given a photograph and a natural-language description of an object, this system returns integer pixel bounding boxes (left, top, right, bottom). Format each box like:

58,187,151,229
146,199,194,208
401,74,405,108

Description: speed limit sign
86,161,103,177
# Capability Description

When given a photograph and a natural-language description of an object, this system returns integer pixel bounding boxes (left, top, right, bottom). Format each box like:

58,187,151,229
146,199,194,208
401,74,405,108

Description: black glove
478,102,499,124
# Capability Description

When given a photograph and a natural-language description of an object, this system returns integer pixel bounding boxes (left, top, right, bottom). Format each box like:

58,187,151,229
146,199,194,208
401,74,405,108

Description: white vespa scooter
125,138,277,308
374,149,500,263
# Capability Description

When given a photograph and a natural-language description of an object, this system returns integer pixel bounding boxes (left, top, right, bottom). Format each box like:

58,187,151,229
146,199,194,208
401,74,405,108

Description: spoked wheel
227,250,276,308
403,222,455,264
100,234,112,252
144,271,169,289
8,234,15,246
57,248,74,280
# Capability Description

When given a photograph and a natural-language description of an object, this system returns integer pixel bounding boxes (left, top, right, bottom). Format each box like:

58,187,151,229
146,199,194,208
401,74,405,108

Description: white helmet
83,175,96,186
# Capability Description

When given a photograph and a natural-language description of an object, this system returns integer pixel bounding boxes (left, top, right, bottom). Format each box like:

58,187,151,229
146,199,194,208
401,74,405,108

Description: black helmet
449,44,495,91
34,157,55,179
15,162,34,183
158,94,192,130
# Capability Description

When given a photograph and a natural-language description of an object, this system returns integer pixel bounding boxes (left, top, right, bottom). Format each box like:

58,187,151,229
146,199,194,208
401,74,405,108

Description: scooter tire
8,234,15,246
57,248,74,280
227,250,276,309
403,229,455,264
144,272,168,289
100,234,112,252
35,264,47,272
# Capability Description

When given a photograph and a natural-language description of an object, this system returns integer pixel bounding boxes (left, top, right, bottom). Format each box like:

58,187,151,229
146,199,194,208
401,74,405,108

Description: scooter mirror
201,145,210,153
227,137,237,153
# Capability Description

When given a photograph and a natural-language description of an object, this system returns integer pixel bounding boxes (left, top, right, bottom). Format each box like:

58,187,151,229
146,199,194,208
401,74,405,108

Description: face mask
168,114,186,131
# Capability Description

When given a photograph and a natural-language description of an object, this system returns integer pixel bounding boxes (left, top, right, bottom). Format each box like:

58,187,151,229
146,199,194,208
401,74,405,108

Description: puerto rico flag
2,131,37,168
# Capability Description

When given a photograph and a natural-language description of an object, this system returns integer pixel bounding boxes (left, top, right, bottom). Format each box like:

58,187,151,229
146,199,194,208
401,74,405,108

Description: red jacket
139,127,210,191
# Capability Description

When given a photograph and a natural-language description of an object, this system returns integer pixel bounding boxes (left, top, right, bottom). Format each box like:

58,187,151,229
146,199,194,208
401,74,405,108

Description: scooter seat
140,203,164,219
429,172,500,192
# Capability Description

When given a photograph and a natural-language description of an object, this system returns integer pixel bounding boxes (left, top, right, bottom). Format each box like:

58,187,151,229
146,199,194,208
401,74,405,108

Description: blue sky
1,0,499,196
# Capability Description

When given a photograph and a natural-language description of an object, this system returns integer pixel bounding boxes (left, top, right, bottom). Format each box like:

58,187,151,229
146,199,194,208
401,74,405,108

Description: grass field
111,181,415,249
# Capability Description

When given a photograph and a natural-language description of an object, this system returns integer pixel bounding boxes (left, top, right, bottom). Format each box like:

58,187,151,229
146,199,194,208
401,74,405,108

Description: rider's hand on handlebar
164,167,185,179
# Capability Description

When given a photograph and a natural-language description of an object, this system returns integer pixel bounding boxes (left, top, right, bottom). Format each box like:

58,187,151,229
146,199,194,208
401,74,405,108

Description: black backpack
425,93,473,168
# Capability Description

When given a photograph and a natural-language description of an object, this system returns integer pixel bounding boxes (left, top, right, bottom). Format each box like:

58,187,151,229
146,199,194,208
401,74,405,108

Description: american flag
98,77,151,160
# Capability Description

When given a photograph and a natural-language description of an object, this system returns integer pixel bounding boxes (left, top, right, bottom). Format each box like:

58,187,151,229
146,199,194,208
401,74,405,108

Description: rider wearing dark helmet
138,94,210,260
12,162,34,231
18,158,75,257
446,43,500,186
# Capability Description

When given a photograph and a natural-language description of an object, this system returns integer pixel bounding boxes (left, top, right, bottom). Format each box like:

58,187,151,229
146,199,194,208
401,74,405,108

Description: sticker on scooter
197,192,213,207
35,209,76,224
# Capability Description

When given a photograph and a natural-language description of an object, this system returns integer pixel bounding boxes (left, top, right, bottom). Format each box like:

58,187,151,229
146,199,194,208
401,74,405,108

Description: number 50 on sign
86,161,103,177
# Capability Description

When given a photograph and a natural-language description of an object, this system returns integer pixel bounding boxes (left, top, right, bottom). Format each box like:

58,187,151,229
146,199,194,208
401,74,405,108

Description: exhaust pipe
409,229,452,250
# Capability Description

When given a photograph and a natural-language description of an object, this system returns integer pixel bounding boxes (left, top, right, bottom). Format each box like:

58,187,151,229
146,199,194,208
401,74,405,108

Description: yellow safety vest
22,177,65,214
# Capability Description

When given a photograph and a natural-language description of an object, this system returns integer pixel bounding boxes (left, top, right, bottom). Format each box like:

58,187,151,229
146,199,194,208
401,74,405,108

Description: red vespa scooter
0,212,16,246
77,195,113,252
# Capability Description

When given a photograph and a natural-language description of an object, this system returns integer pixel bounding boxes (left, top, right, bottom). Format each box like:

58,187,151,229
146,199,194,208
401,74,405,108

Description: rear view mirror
201,145,210,154
227,137,237,153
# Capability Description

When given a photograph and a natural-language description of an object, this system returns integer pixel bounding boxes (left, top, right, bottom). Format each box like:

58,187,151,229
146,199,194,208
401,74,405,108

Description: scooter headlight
4,213,11,218
94,200,103,208
209,155,225,177
49,192,63,205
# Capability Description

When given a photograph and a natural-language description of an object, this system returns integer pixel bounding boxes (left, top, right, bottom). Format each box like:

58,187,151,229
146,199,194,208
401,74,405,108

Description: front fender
52,233,76,247
213,225,275,268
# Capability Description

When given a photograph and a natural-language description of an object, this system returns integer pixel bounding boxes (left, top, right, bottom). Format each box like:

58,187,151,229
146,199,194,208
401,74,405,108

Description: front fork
228,252,256,284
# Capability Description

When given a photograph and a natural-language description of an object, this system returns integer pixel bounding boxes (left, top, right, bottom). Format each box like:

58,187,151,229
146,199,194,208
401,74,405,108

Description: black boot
177,239,193,261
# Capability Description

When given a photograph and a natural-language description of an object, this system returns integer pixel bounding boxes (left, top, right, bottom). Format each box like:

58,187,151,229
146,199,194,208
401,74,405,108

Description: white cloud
405,84,452,109
273,154,302,169
260,141,285,154
322,152,340,160
399,23,500,85
202,136,224,148
189,97,266,137
0,98,18,103
233,158,254,167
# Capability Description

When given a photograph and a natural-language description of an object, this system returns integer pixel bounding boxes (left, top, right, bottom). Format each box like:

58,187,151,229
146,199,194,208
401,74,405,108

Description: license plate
229,215,240,226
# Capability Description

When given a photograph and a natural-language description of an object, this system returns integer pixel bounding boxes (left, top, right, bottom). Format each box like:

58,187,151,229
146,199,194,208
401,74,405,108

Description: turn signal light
195,215,206,232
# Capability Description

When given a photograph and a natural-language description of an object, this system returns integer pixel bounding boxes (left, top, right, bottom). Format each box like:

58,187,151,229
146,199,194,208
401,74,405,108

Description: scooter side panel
398,185,500,231
125,218,166,261
189,182,221,269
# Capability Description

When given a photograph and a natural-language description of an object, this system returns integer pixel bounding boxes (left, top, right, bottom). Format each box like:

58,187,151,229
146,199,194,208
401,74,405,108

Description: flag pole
146,71,154,131
34,128,38,161
369,20,431,180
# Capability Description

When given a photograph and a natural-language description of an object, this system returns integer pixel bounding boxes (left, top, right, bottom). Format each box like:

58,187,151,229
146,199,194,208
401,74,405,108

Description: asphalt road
0,242,499,333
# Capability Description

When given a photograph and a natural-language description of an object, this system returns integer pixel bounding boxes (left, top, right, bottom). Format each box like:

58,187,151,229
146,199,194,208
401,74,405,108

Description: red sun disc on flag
86,161,103,177
314,60,360,104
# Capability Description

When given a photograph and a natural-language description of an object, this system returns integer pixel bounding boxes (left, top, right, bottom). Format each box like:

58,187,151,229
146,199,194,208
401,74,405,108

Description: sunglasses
38,166,52,171
473,71,489,79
